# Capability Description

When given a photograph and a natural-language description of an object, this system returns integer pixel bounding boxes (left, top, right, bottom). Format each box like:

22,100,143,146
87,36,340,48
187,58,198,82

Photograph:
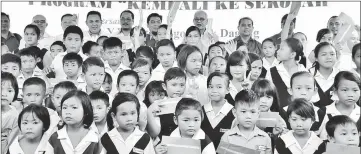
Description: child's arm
146,103,162,138
280,12,296,41
144,136,156,154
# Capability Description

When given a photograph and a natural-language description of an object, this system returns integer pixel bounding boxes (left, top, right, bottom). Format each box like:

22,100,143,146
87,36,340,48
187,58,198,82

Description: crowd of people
1,6,360,154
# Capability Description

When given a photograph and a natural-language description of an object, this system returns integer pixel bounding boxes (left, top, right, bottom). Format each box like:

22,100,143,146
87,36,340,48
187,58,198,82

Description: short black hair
135,46,154,60
1,12,10,20
1,53,21,68
62,52,83,67
82,41,99,55
352,43,360,59
155,39,176,53
53,81,77,93
238,17,254,26
316,28,333,42
63,25,84,41
177,45,203,70
326,115,357,138
185,26,201,37
290,71,315,88
293,32,308,41
333,71,361,90
104,72,112,84
61,13,73,21
131,58,152,73
86,11,101,20
120,10,134,20
82,56,104,74
174,98,203,120
1,72,18,101
89,90,109,107
97,36,109,44
19,47,39,59
18,104,50,134
251,78,281,112
23,77,46,93
262,38,276,46
158,24,173,37
164,67,186,84
235,89,260,108
287,98,315,121
208,44,223,55
226,51,251,80
117,70,139,87
281,14,297,25
147,13,162,24
24,24,40,39
103,37,122,50
207,72,230,88
50,41,66,51
130,27,146,38
143,81,166,107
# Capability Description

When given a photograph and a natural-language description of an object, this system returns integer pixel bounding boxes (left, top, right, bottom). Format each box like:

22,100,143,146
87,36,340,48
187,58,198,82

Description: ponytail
106,111,114,130
299,55,307,68
311,61,320,76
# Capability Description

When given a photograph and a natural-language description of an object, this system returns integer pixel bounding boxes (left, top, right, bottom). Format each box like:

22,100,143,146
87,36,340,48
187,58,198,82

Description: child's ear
162,83,167,91
173,116,178,126
232,108,236,117
287,87,293,96
36,57,41,63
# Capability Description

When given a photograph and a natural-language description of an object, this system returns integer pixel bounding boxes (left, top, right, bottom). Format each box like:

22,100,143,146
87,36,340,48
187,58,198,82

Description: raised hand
224,40,237,54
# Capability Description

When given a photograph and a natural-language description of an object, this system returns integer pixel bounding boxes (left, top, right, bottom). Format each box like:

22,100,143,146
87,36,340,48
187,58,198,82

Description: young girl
47,90,100,154
326,71,360,122
1,72,20,154
102,72,112,94
246,53,267,89
143,80,166,107
262,38,279,74
268,38,307,108
177,45,208,105
201,72,234,148
101,93,155,154
184,26,207,56
157,24,173,41
225,50,250,105
8,104,52,154
275,98,325,154
203,44,225,75
308,28,334,64
351,43,360,77
309,42,339,107
208,56,227,75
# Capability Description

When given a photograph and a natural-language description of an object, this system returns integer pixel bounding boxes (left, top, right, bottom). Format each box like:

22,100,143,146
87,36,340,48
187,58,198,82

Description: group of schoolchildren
1,9,361,154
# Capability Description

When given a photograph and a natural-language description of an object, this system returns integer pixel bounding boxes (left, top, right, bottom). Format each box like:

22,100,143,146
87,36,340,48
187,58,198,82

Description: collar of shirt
153,61,178,73
18,66,43,80
108,127,143,142
9,136,48,154
57,126,98,153
276,62,307,88
326,101,360,121
228,125,268,140
104,61,129,73
310,67,339,81
262,57,279,68
204,100,233,116
89,122,108,137
281,130,322,150
234,35,255,45
170,127,206,140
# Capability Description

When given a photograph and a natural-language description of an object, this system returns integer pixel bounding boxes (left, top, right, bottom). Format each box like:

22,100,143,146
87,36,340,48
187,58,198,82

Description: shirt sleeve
144,138,156,154
264,135,273,154
202,142,217,154
318,114,329,140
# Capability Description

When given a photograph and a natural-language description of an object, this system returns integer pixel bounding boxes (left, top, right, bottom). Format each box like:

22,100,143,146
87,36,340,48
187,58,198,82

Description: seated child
43,41,66,69
80,56,105,94
208,56,227,75
62,52,84,86
102,72,112,94
131,58,152,103
326,115,359,146
143,80,166,107
220,90,272,154
101,93,155,154
82,41,101,57
89,90,109,137
155,98,216,154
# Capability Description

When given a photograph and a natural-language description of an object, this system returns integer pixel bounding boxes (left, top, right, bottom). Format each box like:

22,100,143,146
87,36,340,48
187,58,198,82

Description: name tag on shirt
220,128,230,133
325,143,360,154
133,147,144,154
256,112,279,128
217,141,261,154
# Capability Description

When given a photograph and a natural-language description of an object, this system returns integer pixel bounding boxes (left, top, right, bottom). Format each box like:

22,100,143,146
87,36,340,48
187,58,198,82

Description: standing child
82,41,102,57
262,38,279,74
155,98,216,154
89,91,109,137
326,115,359,146
309,42,339,107
131,58,152,103
143,80,166,107
80,57,105,94
201,72,234,148
102,72,112,94
326,71,360,122
62,52,84,86
101,93,155,154
8,104,52,154
308,28,335,64
151,39,177,82
275,98,325,154
43,41,66,69
351,43,360,77
177,45,208,105
268,38,307,108
220,90,272,154
208,56,227,75
50,81,77,114
47,90,100,154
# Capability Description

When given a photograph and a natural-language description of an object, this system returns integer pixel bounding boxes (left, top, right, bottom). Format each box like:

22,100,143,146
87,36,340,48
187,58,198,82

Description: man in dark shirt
1,12,21,54
268,14,296,50
146,13,162,49
232,17,263,57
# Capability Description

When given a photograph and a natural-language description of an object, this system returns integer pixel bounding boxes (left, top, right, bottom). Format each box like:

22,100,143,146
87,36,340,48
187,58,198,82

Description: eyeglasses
193,18,205,22
121,18,132,22
33,20,46,24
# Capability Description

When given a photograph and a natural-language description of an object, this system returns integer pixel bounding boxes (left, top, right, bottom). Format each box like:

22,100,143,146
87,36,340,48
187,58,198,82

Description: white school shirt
267,62,308,88
326,101,361,122
185,74,209,105
111,30,133,50
89,122,108,138
228,72,247,100
262,57,279,73
203,100,234,128
170,127,216,154
104,61,130,97
349,68,360,78
83,29,110,43
18,32,54,51
149,61,178,82
274,131,323,154
45,107,62,138
17,66,49,98
8,136,53,154
50,51,88,80
309,67,339,93
46,127,99,154
79,85,114,103
103,127,155,154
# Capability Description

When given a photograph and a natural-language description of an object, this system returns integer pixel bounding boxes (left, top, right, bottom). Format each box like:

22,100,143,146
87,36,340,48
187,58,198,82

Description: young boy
147,67,187,138
62,52,84,86
131,58,152,103
201,72,234,148
220,90,272,154
150,39,177,82
326,115,359,146
135,46,155,68
82,40,101,57
155,98,216,154
51,81,77,114
89,90,109,137
80,56,105,95
1,53,21,79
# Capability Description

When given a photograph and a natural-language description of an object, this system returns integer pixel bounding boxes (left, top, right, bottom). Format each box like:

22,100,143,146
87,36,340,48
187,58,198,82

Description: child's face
164,78,186,98
230,61,248,80
21,55,37,73
63,33,82,53
112,101,138,131
233,103,260,129
316,45,337,69
1,62,20,78
97,37,107,47
259,95,273,112
23,85,45,106
148,91,166,104
237,45,248,53
262,41,276,57
320,33,333,43
174,109,202,138
249,60,263,81
157,27,167,41
63,60,80,78
102,80,112,94
20,112,44,140
104,46,122,66
209,46,223,60
290,75,316,101
24,28,38,45
88,45,102,57
50,45,64,59
133,65,151,87
209,57,226,74
335,79,360,106
353,49,360,68
288,112,313,136
277,41,293,61
61,97,84,126
1,81,15,105
52,88,69,113
293,33,307,46
118,76,138,95
185,52,202,76
208,76,228,102
84,65,105,90
131,32,146,45
157,46,176,68
330,123,359,146
91,99,108,123
186,31,201,46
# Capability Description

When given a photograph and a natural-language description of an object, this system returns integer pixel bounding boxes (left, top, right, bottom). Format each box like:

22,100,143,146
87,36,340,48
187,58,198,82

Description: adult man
232,17,263,57
112,10,134,50
83,11,110,43
327,16,343,37
268,14,296,50
193,11,218,48
146,13,162,48
1,12,21,53
55,14,77,41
